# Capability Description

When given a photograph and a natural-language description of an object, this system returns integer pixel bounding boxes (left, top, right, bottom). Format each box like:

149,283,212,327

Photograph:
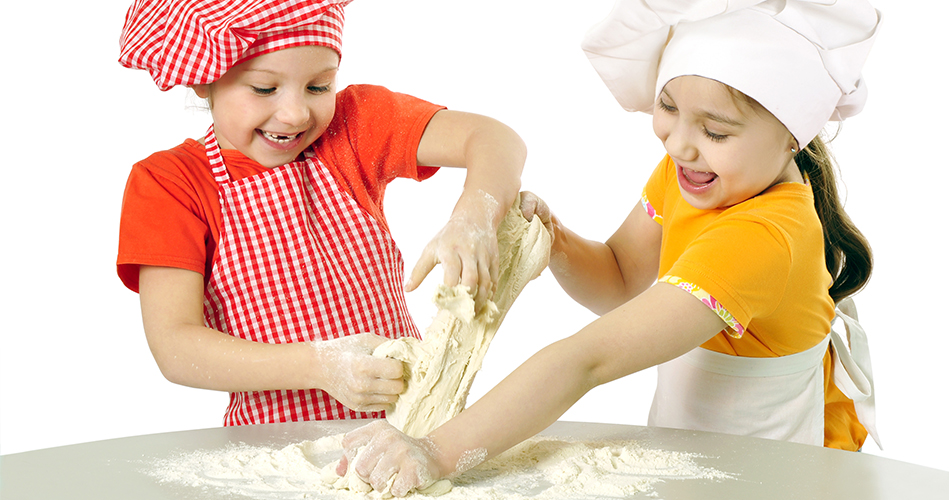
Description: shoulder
334,84,439,108
642,156,680,222
721,183,820,247
329,85,443,129
136,138,206,166
131,139,211,187
335,83,388,103
123,138,221,218
672,185,820,268
316,85,443,177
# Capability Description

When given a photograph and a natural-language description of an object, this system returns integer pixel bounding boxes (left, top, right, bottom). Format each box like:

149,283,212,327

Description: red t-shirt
117,84,443,292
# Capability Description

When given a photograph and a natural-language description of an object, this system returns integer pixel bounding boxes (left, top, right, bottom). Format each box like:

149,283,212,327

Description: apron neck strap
204,126,231,185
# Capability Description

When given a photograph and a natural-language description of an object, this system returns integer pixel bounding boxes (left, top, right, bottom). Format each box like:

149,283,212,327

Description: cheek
313,98,337,131
320,100,336,122
652,113,669,141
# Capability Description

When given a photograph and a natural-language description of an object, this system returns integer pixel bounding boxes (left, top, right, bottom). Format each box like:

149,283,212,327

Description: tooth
263,131,293,142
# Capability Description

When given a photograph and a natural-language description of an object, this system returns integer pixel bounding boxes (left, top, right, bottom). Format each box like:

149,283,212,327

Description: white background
2,0,946,473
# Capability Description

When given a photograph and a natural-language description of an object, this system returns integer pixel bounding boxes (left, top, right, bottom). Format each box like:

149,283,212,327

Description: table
2,420,946,499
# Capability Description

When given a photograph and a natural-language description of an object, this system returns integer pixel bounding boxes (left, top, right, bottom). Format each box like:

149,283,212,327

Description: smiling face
652,76,803,210
192,45,340,168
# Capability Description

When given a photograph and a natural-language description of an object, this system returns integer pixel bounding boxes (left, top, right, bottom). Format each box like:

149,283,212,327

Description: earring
790,146,798,154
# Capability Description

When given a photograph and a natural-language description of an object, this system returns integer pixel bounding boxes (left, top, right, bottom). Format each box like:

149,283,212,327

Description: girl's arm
524,193,662,315
406,110,527,311
341,282,726,495
138,265,405,412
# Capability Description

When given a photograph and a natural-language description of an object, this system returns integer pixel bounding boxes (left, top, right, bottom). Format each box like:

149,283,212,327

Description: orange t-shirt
643,155,867,450
117,84,443,292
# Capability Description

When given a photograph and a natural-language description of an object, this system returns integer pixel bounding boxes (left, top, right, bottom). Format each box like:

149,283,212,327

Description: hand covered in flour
406,208,499,313
519,190,555,238
337,420,444,497
311,333,405,412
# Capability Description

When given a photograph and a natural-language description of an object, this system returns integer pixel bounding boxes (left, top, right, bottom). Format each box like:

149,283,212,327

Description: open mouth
259,130,304,144
676,164,718,195
681,167,717,186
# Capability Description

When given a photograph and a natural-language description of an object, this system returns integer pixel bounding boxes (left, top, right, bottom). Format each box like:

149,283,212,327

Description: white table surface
2,420,946,499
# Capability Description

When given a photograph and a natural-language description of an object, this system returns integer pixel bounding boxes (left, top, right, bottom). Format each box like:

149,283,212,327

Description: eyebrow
700,110,744,127
660,89,745,127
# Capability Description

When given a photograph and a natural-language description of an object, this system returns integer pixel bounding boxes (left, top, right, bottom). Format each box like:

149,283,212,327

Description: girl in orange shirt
339,0,882,495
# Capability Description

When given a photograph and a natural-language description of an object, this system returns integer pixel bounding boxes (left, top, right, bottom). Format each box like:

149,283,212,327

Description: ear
190,84,211,99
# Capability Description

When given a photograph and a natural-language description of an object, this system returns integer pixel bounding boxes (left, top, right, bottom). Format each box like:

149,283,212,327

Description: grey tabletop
2,420,946,499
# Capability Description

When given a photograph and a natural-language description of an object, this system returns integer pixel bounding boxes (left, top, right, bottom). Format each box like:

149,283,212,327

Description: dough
382,198,551,438
327,197,552,496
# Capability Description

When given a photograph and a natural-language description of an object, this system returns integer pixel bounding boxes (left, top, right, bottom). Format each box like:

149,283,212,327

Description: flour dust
144,433,733,499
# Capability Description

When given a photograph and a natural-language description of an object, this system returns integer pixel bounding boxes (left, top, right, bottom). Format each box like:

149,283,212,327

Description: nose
274,91,310,127
654,115,697,162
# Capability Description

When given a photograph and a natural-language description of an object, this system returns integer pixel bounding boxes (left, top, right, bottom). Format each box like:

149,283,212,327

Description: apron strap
682,334,830,377
830,297,882,449
204,126,231,186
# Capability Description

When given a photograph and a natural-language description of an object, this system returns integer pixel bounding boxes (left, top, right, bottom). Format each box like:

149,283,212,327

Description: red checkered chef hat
119,0,352,91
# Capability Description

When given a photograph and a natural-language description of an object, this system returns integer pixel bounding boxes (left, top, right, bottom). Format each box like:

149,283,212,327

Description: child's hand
519,191,555,238
311,333,405,412
337,420,443,497
405,212,498,313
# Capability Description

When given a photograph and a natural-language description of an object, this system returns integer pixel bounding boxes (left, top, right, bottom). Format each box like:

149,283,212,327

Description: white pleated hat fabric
581,0,882,146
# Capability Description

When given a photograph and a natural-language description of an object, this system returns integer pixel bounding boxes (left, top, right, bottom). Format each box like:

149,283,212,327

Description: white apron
200,127,421,426
648,297,881,448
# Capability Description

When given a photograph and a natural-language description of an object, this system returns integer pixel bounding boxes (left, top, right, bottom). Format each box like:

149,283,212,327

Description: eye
307,84,332,94
251,86,276,96
656,98,677,113
703,128,728,142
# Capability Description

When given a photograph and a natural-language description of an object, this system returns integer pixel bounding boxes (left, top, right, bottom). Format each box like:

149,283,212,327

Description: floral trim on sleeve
641,194,663,224
659,275,745,338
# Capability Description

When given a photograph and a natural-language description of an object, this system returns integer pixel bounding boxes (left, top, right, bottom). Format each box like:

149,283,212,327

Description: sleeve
663,212,793,331
641,156,674,225
116,160,212,293
324,84,445,187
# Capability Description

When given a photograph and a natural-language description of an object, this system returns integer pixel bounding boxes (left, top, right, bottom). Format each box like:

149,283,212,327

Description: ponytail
795,136,872,303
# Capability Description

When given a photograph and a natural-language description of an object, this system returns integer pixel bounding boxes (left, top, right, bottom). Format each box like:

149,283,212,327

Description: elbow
544,336,608,394
475,116,528,175
584,293,635,318
510,128,528,173
150,350,192,387
143,331,194,388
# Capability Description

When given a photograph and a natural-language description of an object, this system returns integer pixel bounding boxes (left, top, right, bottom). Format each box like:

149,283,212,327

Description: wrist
451,188,504,229
420,434,452,480
303,340,332,391
425,433,487,480
549,213,567,251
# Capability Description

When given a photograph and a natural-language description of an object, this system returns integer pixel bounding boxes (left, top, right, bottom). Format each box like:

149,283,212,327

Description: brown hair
722,83,873,303
795,135,873,303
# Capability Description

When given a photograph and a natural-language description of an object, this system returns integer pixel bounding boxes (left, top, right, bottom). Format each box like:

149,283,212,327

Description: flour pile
145,433,733,499
145,201,733,498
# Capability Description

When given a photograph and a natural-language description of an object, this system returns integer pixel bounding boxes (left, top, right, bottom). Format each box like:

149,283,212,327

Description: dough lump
328,197,552,496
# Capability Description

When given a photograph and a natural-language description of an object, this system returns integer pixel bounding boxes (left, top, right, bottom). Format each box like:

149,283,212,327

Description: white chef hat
581,0,882,147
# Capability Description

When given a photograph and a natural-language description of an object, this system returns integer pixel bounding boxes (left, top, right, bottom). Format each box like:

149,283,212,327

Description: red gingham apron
201,126,421,426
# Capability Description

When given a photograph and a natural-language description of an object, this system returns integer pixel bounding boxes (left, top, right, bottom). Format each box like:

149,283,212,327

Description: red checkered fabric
201,127,421,425
119,0,351,91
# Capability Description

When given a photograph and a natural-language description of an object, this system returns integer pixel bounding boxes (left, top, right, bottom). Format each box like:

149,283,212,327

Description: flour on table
145,433,734,499
143,201,733,498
